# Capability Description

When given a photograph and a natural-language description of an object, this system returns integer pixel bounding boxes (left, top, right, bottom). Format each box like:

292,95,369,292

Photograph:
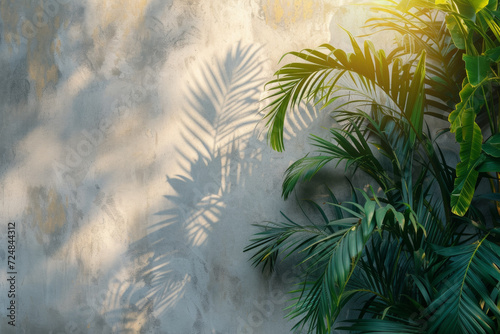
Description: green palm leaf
341,318,423,333
451,108,484,216
248,2,500,333
366,0,465,110
449,81,487,132
282,122,388,200
423,236,500,333
463,54,491,86
406,50,426,145
245,190,416,333
483,133,500,157
261,29,428,152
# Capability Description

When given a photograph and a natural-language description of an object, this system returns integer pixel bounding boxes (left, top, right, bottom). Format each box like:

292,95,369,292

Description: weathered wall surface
0,1,390,333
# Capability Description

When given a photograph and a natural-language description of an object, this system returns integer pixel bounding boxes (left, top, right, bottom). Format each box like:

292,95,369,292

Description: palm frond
245,189,416,333
340,318,424,333
365,0,465,110
282,122,389,200
262,28,428,152
423,236,500,334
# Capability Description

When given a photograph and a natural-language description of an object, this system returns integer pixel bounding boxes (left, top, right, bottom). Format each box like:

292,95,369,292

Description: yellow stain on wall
27,19,61,98
0,0,67,99
27,187,67,235
87,0,150,72
51,39,62,55
262,0,321,28
303,0,314,19
0,0,21,47
273,0,284,24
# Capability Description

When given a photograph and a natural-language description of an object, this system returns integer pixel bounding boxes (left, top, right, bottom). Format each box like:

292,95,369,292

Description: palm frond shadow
282,102,330,142
103,42,266,332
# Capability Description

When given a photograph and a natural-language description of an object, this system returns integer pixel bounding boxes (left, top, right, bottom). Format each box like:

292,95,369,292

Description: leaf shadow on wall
103,42,266,333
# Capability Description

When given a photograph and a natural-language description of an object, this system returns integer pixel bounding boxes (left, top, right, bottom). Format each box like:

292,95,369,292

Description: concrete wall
0,1,393,333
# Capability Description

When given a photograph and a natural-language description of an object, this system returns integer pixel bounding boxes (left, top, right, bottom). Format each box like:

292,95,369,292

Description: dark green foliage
247,1,500,333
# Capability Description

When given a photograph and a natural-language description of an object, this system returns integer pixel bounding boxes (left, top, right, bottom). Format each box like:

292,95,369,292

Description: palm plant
246,1,500,333
367,0,500,216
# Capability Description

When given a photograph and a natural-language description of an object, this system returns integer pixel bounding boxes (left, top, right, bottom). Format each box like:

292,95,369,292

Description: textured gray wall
0,1,391,333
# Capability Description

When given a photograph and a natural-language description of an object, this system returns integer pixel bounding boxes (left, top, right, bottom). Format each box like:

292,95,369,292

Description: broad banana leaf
451,108,483,216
